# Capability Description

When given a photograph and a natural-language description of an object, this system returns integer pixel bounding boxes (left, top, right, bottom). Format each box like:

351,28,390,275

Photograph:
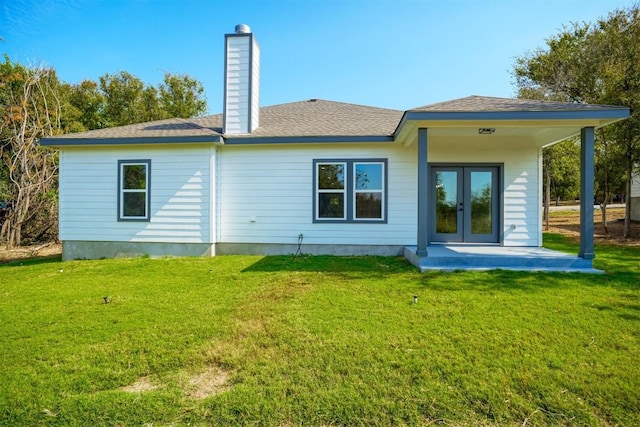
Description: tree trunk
625,160,632,238
601,169,609,234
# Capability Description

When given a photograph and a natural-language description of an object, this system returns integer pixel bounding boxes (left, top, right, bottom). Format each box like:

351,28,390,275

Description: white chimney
223,24,260,134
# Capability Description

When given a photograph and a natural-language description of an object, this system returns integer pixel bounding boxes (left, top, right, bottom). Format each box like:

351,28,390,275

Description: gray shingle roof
411,95,628,112
50,117,221,139
46,99,403,141
42,96,627,145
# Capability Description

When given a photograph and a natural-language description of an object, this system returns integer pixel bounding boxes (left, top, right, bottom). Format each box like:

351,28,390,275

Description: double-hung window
314,159,387,223
118,160,151,221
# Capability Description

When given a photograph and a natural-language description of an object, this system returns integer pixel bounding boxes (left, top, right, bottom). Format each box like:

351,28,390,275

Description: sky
0,0,633,114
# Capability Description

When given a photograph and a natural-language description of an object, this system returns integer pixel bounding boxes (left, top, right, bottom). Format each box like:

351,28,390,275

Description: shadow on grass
242,255,414,275
0,254,62,268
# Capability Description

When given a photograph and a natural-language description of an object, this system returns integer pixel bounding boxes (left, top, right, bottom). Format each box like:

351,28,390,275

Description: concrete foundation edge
62,241,214,261
61,241,405,261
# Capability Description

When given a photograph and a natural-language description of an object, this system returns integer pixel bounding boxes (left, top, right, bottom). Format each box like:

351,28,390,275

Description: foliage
545,139,580,203
0,56,60,247
1,246,639,426
159,72,207,119
513,5,640,236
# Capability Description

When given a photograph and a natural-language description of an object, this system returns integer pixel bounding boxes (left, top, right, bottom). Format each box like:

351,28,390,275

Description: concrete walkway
404,245,601,273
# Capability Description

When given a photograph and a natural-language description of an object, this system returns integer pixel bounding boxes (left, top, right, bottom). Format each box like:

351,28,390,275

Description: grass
1,236,639,426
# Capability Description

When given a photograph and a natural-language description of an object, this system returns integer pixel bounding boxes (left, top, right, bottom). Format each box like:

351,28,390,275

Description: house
42,24,629,270
632,171,640,221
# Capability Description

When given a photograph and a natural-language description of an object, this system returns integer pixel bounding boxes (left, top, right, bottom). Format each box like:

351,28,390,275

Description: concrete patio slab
404,244,602,273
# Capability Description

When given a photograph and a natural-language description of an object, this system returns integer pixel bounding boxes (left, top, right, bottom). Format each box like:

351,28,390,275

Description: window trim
117,159,151,222
353,161,385,221
316,161,347,221
313,158,387,224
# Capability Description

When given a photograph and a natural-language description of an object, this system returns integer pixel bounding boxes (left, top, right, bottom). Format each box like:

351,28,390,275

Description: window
314,159,386,223
118,160,150,221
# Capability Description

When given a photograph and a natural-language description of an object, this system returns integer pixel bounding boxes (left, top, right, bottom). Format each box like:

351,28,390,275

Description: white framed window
313,159,387,223
118,160,150,221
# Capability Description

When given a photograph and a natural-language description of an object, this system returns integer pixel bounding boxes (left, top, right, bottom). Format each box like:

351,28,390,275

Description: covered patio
397,97,630,273
404,244,600,273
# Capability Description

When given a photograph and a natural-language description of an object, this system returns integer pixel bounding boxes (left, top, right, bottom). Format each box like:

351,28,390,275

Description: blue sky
1,0,631,114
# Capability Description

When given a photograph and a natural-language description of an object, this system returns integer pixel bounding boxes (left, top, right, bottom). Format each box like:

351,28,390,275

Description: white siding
218,143,417,246
225,35,258,134
250,37,260,133
59,145,213,244
429,138,541,247
632,171,640,198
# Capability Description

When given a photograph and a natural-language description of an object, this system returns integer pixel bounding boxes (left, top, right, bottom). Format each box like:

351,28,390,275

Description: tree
99,71,149,126
592,6,640,237
159,72,207,118
67,80,107,131
99,71,207,127
541,140,580,229
0,56,60,247
513,5,640,237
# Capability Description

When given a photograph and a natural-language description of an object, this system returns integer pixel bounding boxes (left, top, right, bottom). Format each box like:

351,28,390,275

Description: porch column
417,128,429,256
579,127,595,259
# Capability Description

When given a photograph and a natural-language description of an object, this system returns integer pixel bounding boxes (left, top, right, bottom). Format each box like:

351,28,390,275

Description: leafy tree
99,71,207,127
67,80,107,131
99,71,149,126
513,5,640,237
0,56,60,247
159,72,207,118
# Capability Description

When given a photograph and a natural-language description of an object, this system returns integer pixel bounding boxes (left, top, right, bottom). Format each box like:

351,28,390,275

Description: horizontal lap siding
59,146,212,243
632,173,640,197
430,139,540,246
218,143,417,246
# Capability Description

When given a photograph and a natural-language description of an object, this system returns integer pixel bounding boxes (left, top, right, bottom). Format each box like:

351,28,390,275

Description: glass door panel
430,166,499,243
469,171,493,234
432,168,463,242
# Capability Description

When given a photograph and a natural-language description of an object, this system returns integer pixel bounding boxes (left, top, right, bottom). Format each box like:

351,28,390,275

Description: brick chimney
223,24,260,134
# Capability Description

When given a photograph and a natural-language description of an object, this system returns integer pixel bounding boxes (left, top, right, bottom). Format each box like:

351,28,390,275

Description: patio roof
395,96,630,147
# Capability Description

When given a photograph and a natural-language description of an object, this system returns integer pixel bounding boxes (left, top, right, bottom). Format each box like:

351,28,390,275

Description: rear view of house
42,25,629,270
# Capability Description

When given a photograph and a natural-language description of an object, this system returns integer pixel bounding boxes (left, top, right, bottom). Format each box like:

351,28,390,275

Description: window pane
318,193,344,218
355,163,382,190
123,192,146,217
318,164,344,190
470,171,492,234
124,165,147,189
436,171,458,233
355,192,382,218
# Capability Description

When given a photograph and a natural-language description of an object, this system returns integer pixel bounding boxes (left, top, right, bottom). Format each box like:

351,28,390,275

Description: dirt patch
185,366,232,399
548,207,640,247
0,242,62,263
120,376,160,393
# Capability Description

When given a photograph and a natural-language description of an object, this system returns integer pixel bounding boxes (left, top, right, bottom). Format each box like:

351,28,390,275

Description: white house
42,25,629,270
632,171,640,221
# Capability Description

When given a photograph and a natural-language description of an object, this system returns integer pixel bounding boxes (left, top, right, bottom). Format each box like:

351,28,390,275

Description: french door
430,166,500,243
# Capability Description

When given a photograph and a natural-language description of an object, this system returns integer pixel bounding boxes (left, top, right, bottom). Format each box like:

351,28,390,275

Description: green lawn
1,235,639,426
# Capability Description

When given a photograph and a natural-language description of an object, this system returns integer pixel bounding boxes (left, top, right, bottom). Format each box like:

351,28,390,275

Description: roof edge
223,135,395,144
40,135,223,147
393,107,631,137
